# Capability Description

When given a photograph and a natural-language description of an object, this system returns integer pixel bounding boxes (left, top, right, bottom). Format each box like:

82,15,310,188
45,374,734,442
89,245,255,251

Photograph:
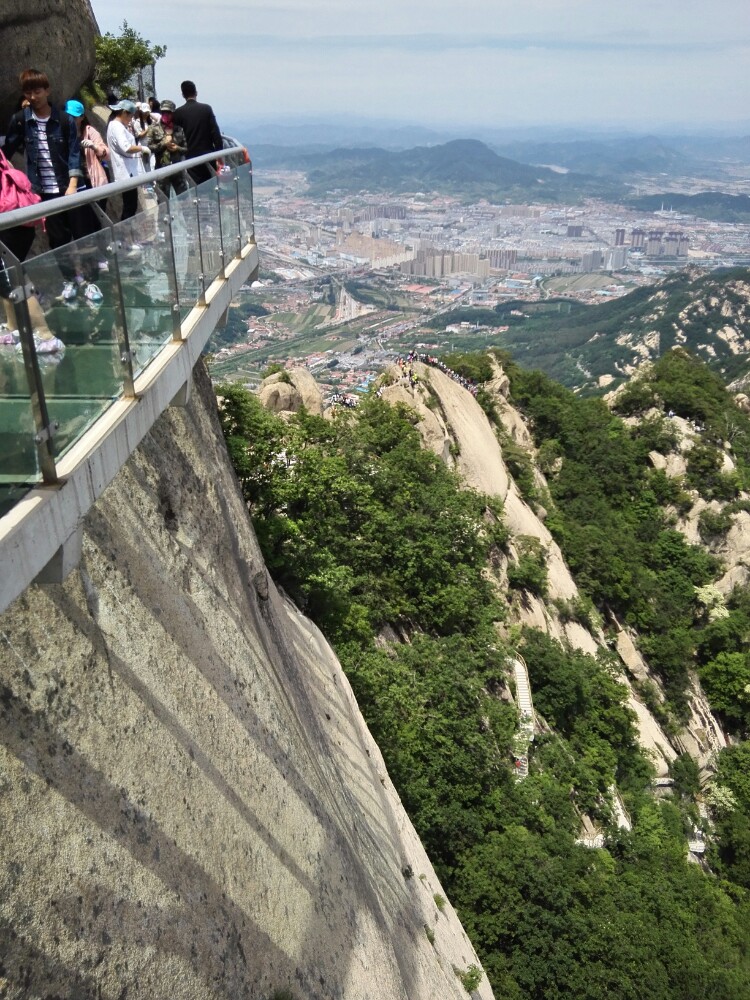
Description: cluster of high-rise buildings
355,205,407,222
630,229,690,257
400,249,490,279
580,247,629,271
575,230,689,272
399,243,519,279
273,187,700,283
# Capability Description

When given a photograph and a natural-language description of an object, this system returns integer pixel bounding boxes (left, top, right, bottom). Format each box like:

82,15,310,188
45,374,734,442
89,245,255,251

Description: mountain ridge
250,138,625,201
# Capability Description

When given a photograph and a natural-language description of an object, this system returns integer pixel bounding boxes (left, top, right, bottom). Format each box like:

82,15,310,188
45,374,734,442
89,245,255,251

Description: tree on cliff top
94,21,166,96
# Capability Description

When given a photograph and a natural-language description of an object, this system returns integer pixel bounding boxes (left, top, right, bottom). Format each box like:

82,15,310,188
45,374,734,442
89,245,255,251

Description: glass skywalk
0,154,255,517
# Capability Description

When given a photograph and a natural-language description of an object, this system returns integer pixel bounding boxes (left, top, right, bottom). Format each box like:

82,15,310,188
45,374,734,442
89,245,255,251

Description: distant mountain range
489,135,750,181
250,138,625,202
246,130,750,213
490,136,689,178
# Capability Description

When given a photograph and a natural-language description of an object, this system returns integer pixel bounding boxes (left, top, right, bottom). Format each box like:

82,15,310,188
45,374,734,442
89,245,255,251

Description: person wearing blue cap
56,100,111,300
65,100,109,192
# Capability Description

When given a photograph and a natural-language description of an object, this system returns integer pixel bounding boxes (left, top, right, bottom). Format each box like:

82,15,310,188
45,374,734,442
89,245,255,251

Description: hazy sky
92,0,750,132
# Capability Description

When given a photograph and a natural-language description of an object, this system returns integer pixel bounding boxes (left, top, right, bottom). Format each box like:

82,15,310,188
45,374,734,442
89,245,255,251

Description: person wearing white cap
106,100,146,220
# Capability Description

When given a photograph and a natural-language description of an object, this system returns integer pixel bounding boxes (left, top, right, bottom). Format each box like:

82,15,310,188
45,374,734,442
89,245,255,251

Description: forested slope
429,267,750,391
218,349,750,1000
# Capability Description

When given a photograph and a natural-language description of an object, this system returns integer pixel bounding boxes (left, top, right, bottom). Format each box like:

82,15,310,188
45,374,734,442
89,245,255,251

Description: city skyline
91,0,750,133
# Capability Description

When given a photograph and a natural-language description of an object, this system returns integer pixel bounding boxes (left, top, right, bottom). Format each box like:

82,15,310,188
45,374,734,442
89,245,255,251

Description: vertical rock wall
0,0,98,128
0,364,492,1000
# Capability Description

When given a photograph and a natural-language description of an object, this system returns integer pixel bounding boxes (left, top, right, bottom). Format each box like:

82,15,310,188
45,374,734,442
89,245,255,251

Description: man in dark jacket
172,80,222,184
3,68,82,251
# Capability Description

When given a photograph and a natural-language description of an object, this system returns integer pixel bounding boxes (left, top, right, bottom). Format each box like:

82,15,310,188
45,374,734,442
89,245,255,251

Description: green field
543,273,628,294
272,304,335,333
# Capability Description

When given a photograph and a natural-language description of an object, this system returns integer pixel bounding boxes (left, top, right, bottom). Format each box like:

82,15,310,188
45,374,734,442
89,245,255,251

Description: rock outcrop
0,0,98,128
0,364,491,1000
259,367,324,418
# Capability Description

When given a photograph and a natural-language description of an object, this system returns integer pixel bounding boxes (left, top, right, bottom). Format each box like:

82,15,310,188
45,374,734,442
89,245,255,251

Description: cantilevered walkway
0,152,259,614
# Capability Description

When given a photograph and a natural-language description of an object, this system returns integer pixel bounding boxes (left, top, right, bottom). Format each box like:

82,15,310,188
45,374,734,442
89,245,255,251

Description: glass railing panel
0,252,42,511
236,164,255,246
111,189,175,378
18,224,127,462
195,174,224,284
218,167,241,263
171,182,204,324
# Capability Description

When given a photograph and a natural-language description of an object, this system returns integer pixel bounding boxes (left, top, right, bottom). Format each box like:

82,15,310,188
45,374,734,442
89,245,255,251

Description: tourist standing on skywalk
106,100,147,221
173,81,222,185
3,68,82,252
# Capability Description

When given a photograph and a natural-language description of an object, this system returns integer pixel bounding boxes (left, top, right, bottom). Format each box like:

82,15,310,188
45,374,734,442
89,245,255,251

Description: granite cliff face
0,365,492,1000
0,0,98,128
379,361,728,779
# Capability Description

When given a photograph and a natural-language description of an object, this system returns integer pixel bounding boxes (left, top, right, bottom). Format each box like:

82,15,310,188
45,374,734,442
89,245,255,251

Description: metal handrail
0,149,243,231
0,150,256,506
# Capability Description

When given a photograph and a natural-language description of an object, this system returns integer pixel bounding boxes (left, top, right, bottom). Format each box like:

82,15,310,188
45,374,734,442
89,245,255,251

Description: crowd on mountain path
398,350,479,396
327,350,481,411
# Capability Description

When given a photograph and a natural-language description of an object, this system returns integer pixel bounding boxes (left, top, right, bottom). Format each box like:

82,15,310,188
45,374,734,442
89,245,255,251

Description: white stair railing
511,656,535,780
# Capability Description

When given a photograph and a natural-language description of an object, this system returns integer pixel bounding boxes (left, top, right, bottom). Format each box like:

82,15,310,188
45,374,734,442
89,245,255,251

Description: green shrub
456,964,483,993
687,445,739,500
674,490,696,515
669,753,701,799
538,438,563,476
633,415,680,454
698,507,733,541
507,537,548,599
647,468,683,505
78,81,107,109
699,652,750,730
554,595,602,631
499,434,539,507
434,893,447,913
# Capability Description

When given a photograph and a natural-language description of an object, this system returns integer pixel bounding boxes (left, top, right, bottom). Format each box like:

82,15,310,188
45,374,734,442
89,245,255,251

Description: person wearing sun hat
106,100,146,219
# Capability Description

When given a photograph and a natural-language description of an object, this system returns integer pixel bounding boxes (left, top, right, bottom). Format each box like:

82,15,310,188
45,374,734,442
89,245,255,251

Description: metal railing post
213,168,226,280
0,242,58,484
186,173,207,306
93,203,136,398
153,184,183,340
230,165,242,257
248,165,255,240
